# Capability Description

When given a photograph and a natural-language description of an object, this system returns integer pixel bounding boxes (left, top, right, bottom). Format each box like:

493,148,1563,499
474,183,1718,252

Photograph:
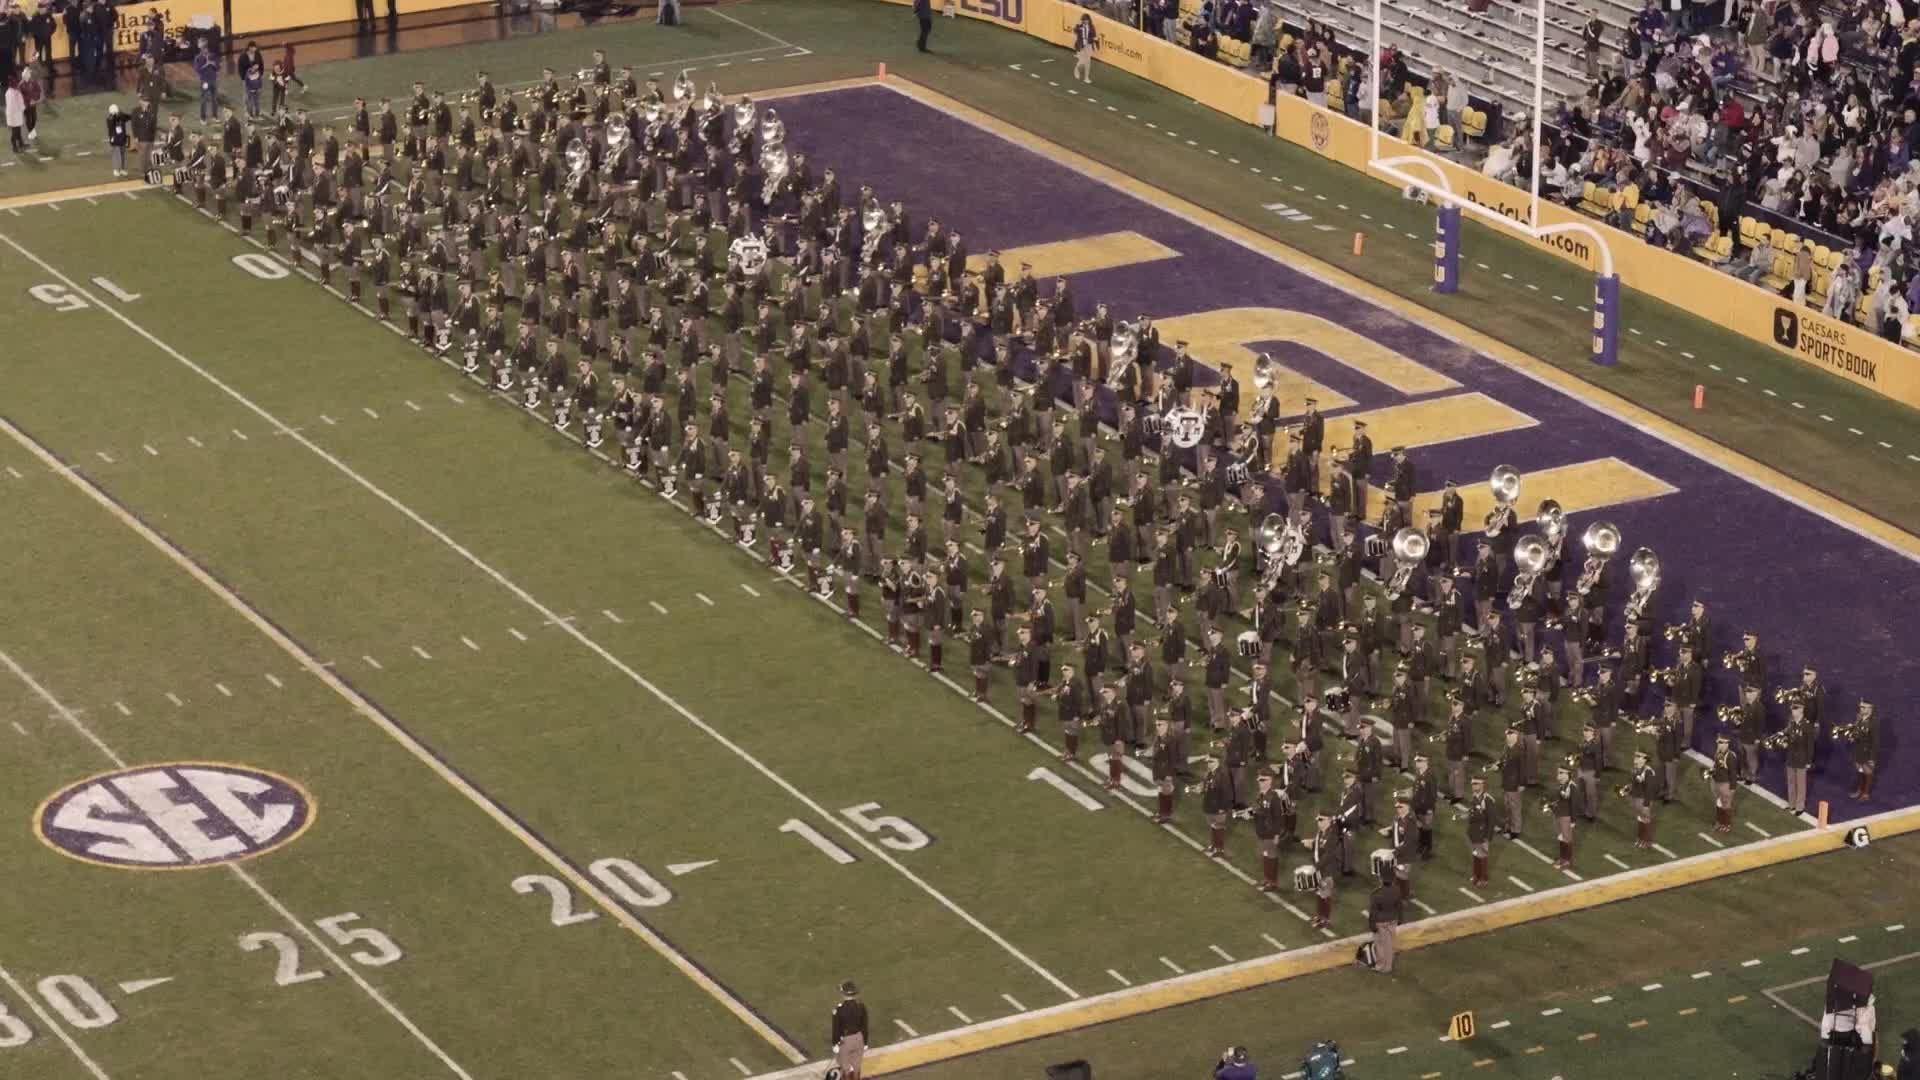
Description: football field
5,13,1920,1079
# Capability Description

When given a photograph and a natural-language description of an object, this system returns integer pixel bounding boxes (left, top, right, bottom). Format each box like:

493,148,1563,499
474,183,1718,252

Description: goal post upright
1363,0,1620,363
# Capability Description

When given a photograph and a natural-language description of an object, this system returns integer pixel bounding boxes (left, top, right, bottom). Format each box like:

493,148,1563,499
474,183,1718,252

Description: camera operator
1214,1045,1256,1080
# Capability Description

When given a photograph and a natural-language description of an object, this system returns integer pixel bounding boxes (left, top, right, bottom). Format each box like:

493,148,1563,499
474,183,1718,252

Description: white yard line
461,636,481,652
1507,876,1535,893
1209,944,1235,962
696,591,716,606
708,7,801,49
412,645,433,660
0,243,1076,1007
602,608,624,624
894,1019,920,1038
0,417,806,1066
0,963,111,1079
1160,957,1185,975
947,1005,973,1024
1697,831,1726,849
1,648,468,1079
1001,993,1027,1012
265,673,283,688
741,583,761,597
649,600,670,615
508,627,528,641
1107,969,1132,987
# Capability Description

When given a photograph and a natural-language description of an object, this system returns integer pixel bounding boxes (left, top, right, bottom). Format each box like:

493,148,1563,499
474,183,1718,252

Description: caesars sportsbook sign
878,0,1025,26
1770,306,1882,387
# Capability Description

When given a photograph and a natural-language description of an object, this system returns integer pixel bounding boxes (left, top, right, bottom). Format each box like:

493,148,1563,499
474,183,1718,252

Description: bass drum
1322,687,1351,714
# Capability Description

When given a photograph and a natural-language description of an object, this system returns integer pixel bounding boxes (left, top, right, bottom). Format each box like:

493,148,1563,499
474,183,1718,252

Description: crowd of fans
1085,0,1920,342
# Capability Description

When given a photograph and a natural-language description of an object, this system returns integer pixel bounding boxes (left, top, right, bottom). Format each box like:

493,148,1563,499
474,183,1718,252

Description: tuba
1248,352,1277,426
563,137,591,189
1575,520,1620,595
759,107,786,148
759,142,790,205
1537,499,1566,549
1484,465,1521,537
700,81,724,116
1506,534,1549,610
1105,320,1140,388
1622,546,1660,622
1385,527,1429,601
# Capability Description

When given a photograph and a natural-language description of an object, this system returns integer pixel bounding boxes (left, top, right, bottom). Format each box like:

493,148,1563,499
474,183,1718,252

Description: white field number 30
512,857,674,927
238,912,403,987
0,974,121,1048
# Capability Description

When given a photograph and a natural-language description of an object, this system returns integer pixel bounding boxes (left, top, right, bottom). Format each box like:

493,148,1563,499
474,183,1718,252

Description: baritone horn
1252,352,1277,390
1623,546,1660,622
1106,320,1140,388
1536,498,1566,547
1506,534,1549,609
732,95,757,133
1485,465,1521,537
1385,527,1429,600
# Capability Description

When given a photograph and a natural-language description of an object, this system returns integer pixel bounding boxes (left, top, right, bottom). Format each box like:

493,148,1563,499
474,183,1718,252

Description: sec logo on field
36,763,314,870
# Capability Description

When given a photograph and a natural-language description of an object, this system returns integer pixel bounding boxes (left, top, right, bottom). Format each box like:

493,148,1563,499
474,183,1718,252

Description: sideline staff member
832,980,869,1080
914,0,934,52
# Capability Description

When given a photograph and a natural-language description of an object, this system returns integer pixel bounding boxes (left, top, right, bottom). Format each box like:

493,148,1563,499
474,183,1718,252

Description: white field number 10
778,802,932,865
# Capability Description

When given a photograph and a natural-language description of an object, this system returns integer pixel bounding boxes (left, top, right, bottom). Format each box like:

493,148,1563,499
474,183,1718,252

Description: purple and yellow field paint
772,82,1920,821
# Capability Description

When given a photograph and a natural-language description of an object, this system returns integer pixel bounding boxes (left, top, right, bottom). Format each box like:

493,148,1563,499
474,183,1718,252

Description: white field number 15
778,802,932,865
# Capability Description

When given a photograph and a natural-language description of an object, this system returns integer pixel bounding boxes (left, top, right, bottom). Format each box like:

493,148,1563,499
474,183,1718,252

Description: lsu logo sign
37,763,314,870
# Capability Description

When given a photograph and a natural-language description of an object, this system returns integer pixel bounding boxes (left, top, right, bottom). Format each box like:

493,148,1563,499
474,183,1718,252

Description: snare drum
1292,865,1322,892
1370,848,1396,880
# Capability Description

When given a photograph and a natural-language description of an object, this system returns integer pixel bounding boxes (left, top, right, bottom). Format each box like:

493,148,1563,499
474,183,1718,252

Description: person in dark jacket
913,0,933,52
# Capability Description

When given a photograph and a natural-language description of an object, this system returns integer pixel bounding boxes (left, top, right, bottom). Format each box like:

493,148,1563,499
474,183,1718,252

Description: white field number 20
512,857,674,927
0,974,122,1048
238,912,403,987
777,802,932,865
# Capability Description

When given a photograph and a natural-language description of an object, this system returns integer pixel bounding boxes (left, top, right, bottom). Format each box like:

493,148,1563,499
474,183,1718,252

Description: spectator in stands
1880,280,1910,341
1250,5,1277,71
1582,10,1606,80
1274,42,1302,97
1732,230,1776,282
1146,0,1177,41
1825,258,1862,320
1189,16,1218,61
15,57,36,143
1302,45,1329,107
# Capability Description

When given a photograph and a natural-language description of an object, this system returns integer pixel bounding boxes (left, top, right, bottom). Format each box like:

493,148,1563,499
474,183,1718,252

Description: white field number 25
238,912,403,987
777,802,932,865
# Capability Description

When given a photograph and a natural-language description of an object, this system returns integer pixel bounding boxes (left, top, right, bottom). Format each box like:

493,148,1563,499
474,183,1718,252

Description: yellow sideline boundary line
0,179,148,211
746,73,1920,1078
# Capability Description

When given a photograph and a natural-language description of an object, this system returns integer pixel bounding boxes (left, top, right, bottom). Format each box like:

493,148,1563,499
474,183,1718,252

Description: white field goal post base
1360,0,1621,363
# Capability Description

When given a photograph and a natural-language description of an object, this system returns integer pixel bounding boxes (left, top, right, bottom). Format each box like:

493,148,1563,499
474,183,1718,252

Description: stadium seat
1906,314,1920,342
1619,183,1639,211
1326,76,1343,104
1812,266,1831,295
1461,108,1486,140
1738,215,1759,245
1632,203,1650,234
1433,124,1455,151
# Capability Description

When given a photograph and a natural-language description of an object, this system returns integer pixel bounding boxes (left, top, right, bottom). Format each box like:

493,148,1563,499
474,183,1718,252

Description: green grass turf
0,169,1814,1075
0,7,1906,1076
900,833,1920,1079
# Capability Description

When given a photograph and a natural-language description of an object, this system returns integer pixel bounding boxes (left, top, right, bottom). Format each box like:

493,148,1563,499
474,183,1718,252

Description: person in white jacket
4,79,24,154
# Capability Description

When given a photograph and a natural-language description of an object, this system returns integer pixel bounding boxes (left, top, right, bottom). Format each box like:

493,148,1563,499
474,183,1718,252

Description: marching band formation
154,56,1886,928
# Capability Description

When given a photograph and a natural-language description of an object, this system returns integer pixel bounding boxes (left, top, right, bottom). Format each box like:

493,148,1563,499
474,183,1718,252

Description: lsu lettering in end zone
773,80,1920,818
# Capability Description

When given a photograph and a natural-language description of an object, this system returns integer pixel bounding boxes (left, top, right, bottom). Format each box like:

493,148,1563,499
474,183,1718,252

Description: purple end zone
774,84,1919,820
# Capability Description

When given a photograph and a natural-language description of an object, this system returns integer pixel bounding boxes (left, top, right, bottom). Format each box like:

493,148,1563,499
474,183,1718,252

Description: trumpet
1614,782,1633,798
1568,687,1599,707
1773,688,1804,706
1631,719,1666,737
1713,704,1743,725
1647,666,1677,687
1832,720,1868,744
1720,648,1755,672
1661,623,1689,643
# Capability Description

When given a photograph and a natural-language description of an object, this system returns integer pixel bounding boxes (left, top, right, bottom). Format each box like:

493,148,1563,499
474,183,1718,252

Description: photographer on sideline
1215,1045,1256,1079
